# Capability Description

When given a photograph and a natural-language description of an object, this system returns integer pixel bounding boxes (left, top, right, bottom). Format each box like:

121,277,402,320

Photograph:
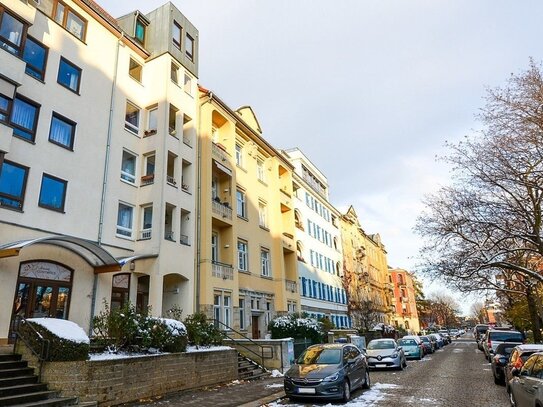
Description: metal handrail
13,316,50,381
209,319,273,369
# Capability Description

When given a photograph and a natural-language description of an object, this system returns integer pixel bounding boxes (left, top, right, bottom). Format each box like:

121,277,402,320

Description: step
239,370,269,380
0,383,48,397
0,360,28,370
0,367,34,379
0,375,38,388
0,390,57,406
0,354,22,362
7,396,79,407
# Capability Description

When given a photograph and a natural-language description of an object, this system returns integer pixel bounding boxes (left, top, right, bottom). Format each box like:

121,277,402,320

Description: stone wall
15,342,238,405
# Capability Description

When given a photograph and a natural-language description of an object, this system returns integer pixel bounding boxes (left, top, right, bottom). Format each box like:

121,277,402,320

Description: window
185,33,194,60
135,18,146,45
57,57,81,93
235,144,243,167
49,113,75,149
184,73,192,95
38,174,67,212
258,202,268,228
10,95,39,142
121,150,137,183
260,248,270,277
23,37,48,80
171,63,179,84
53,1,87,41
0,160,28,210
146,107,157,134
140,205,152,239
213,291,232,328
236,189,246,218
238,240,248,272
224,295,231,327
125,101,140,134
257,159,265,182
239,298,246,330
172,21,181,48
0,10,25,55
0,94,10,121
129,58,142,82
211,232,218,262
169,104,178,135
111,273,130,310
116,203,134,237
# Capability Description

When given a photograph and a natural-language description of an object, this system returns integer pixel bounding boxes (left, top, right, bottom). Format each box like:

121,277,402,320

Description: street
270,335,510,406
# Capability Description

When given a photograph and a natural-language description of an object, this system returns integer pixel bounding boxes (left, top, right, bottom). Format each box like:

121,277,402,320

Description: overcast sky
102,1,543,312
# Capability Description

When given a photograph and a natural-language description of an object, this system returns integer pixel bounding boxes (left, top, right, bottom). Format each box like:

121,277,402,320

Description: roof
514,344,543,352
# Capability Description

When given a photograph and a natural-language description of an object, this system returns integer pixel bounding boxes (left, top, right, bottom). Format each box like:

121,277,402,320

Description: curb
237,390,285,407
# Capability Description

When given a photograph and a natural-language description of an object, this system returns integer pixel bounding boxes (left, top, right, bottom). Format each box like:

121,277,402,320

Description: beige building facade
0,0,199,344
197,88,299,338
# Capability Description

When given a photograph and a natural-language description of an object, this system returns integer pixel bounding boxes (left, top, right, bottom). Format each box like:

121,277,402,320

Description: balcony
302,173,327,199
139,229,152,240
167,175,177,186
212,262,234,280
280,189,292,212
212,200,232,220
282,232,294,252
212,142,230,163
286,280,297,293
141,174,155,186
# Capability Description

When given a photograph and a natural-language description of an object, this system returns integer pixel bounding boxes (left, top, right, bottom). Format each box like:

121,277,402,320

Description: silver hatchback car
366,338,407,370
509,351,543,406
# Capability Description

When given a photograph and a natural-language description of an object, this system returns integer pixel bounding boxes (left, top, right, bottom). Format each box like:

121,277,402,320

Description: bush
183,313,225,347
19,320,89,362
91,301,187,353
269,313,324,343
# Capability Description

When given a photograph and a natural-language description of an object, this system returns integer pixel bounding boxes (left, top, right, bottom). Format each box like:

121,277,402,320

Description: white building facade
0,0,198,344
282,148,350,328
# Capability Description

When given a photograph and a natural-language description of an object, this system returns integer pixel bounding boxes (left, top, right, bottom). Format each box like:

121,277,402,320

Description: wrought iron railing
13,316,50,381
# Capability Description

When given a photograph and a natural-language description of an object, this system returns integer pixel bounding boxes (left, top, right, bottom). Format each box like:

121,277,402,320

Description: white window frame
258,202,268,228
116,202,134,238
120,150,137,184
184,73,192,95
125,101,140,134
211,232,218,262
257,158,265,182
237,239,248,271
260,248,270,277
235,143,243,168
236,189,246,218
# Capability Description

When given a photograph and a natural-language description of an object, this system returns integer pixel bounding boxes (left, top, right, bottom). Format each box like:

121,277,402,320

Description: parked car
505,344,543,393
429,333,444,349
508,352,543,407
366,338,407,370
483,329,524,362
491,342,517,385
398,337,424,360
474,324,490,348
420,335,435,354
449,328,460,338
438,329,451,344
283,343,370,402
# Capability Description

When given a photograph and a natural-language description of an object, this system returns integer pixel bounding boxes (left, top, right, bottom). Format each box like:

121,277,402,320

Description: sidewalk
122,376,286,407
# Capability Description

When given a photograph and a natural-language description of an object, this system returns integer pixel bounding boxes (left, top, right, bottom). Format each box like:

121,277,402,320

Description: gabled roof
235,106,262,134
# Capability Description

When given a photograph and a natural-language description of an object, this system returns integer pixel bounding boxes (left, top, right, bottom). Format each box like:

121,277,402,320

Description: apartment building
198,88,299,338
340,206,391,329
280,148,350,328
0,0,198,344
389,268,420,333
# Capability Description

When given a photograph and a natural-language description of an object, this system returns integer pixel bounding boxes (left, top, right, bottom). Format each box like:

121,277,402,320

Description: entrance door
252,316,260,339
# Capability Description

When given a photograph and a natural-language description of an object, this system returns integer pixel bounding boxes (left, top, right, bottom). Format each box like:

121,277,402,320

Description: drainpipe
89,32,124,335
195,91,213,312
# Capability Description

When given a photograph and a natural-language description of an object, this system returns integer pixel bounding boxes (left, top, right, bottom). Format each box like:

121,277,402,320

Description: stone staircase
237,353,269,381
0,353,91,406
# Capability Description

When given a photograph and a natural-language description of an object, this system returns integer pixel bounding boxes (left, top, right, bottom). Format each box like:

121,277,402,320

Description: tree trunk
526,287,542,343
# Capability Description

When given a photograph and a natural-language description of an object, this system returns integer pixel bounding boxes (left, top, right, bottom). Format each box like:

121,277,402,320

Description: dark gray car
284,343,370,402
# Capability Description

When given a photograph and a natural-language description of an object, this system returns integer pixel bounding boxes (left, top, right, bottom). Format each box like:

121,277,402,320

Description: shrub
183,312,225,347
20,319,89,361
269,313,324,343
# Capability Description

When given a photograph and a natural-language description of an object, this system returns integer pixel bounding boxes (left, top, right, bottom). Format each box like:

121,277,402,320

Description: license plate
376,364,386,368
298,388,316,394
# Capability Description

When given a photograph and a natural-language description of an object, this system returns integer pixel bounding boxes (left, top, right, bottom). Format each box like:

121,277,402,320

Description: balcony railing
141,174,155,186
139,229,152,240
286,280,297,293
212,142,230,163
212,200,232,220
302,173,327,199
180,234,189,245
212,261,234,280
164,230,175,241
167,175,176,186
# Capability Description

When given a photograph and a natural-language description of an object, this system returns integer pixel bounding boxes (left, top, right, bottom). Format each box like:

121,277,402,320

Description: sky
102,1,543,314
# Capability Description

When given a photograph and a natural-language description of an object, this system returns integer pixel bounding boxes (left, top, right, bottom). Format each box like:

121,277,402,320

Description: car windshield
368,340,395,350
398,339,417,346
297,348,341,365
477,326,489,333
421,337,430,343
489,332,523,342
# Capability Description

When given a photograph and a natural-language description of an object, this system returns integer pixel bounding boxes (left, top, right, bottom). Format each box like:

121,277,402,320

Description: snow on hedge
28,318,90,344
270,315,321,332
159,318,187,336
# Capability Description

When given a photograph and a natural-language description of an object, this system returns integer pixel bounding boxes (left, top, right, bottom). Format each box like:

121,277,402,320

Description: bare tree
470,301,486,323
415,60,543,340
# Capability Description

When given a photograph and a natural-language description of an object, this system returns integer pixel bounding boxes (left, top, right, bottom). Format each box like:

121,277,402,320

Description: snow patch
158,318,187,336
266,383,284,388
186,345,233,353
271,369,284,377
28,318,89,344
89,351,163,361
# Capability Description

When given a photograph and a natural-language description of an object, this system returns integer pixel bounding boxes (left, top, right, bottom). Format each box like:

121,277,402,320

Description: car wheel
342,380,351,402
362,369,371,389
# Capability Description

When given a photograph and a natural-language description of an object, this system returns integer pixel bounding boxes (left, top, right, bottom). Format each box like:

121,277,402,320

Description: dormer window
135,18,146,45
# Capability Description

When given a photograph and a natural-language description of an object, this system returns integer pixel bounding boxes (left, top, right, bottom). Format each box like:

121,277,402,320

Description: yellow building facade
340,206,391,329
197,88,299,338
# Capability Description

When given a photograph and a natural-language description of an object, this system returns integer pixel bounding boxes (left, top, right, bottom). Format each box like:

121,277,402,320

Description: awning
0,236,122,273
213,159,232,176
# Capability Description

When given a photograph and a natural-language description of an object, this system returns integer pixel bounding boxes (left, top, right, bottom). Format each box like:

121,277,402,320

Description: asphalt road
274,335,511,406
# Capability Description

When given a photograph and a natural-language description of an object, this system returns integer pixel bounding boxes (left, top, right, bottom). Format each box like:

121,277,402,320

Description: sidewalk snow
271,369,283,377
28,318,89,344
